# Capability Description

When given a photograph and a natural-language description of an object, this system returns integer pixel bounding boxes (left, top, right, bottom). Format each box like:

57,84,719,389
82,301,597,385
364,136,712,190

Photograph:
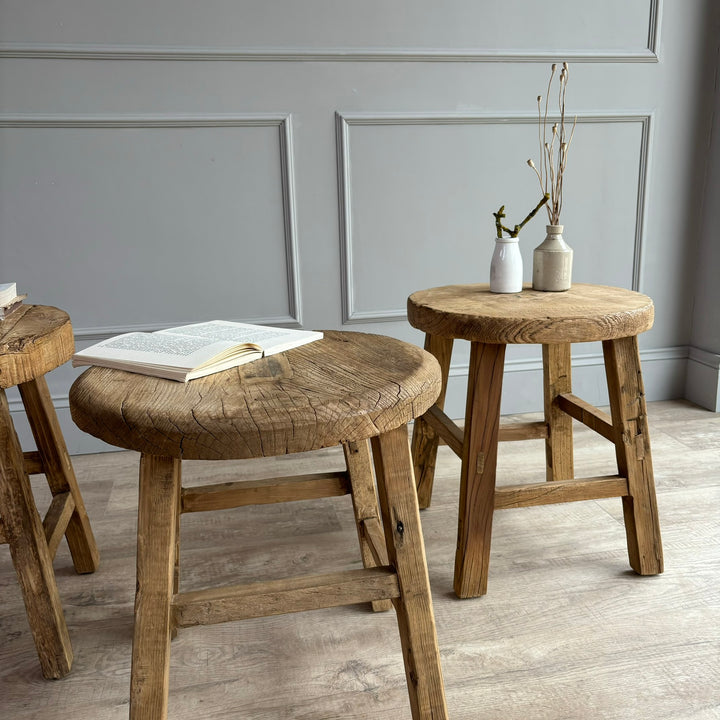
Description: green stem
516,193,550,234
492,205,506,238
492,194,550,238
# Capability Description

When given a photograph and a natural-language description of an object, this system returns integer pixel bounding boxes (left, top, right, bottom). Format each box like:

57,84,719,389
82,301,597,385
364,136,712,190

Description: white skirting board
6,345,702,456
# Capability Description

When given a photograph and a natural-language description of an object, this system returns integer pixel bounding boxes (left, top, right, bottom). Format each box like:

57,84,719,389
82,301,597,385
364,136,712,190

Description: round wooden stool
407,283,664,599
0,305,99,678
70,330,448,720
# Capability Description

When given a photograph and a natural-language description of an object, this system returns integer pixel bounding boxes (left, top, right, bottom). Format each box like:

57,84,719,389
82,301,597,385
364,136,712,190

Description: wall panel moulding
0,113,303,337
336,112,653,325
0,0,661,63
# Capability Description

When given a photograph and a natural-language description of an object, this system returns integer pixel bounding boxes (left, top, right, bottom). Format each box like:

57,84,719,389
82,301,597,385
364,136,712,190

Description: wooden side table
70,330,448,720
0,305,99,678
408,283,664,599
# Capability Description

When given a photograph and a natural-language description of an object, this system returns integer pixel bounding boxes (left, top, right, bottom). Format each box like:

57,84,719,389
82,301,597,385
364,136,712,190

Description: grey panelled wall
686,10,720,412
0,0,718,454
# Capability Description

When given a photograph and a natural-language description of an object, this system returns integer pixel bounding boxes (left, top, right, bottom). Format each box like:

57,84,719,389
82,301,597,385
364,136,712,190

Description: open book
72,320,323,382
0,282,17,306
0,282,27,319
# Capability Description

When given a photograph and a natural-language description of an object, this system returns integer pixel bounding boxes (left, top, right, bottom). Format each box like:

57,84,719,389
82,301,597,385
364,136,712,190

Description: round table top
0,305,74,389
407,283,654,344
69,330,441,461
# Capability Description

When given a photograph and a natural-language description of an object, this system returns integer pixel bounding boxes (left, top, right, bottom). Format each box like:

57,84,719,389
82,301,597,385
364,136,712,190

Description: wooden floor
1,399,719,719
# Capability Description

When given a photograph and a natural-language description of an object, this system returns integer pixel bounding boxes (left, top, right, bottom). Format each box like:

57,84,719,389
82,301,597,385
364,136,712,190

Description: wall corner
685,346,720,411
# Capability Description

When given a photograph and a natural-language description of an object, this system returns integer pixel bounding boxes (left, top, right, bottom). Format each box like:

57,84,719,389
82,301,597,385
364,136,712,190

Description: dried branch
528,62,577,225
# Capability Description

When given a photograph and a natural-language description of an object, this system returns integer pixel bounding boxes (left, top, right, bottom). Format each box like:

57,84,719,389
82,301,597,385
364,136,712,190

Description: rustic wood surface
1,400,716,719
454,341,506,598
130,455,181,720
72,330,447,719
180,470,350,512
408,283,662,599
0,305,74,389
19,375,99,574
343,439,393,612
70,331,442,460
371,426,447,719
0,388,73,679
603,336,664,575
411,334,454,509
0,305,98,678
407,283,654,344
173,567,401,627
543,343,574,481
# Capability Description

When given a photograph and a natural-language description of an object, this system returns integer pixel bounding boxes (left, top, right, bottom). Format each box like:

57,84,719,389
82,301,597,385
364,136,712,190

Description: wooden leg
343,440,392,612
542,343,574,481
19,375,99,574
603,337,664,575
371,426,447,720
0,388,73,679
454,341,506,599
171,471,182,640
130,454,181,720
411,334,453,509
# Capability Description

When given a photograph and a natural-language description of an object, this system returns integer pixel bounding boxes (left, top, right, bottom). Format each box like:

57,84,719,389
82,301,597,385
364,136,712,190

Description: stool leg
603,337,664,575
170,471,182,641
0,388,73,678
372,426,448,720
343,439,392,612
542,343,574,481
411,334,453,508
130,454,181,720
454,341,506,598
19,376,99,574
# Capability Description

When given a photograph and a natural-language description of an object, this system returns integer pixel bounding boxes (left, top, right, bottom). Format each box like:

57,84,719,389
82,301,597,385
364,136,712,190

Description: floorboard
1,400,718,719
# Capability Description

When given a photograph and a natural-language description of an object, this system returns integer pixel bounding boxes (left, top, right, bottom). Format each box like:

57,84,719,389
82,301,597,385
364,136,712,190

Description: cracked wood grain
70,331,441,460
0,305,74,389
408,282,663,600
407,283,654,345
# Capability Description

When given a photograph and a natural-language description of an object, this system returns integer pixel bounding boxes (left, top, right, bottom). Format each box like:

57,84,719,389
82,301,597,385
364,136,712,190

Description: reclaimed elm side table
0,305,99,678
69,330,448,720
407,283,664,599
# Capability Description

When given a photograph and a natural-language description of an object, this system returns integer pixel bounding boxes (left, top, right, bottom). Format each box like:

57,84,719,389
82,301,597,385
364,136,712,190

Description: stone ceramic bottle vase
532,224,573,291
490,235,523,293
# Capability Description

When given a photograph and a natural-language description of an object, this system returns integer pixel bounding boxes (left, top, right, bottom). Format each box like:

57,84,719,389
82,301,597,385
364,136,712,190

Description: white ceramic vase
489,236,523,293
532,224,573,292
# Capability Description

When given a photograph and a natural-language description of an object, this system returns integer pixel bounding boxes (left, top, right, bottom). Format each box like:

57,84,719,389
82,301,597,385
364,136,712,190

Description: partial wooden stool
70,330,448,720
408,283,664,599
0,305,99,678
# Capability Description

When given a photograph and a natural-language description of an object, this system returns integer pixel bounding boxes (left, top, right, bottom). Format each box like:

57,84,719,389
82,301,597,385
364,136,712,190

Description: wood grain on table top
70,330,441,460
407,283,654,344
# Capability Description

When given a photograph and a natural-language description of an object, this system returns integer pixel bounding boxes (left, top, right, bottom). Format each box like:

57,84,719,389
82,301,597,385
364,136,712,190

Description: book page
0,282,17,305
160,321,322,355
160,321,279,347
73,332,239,372
103,332,220,356
72,320,322,381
